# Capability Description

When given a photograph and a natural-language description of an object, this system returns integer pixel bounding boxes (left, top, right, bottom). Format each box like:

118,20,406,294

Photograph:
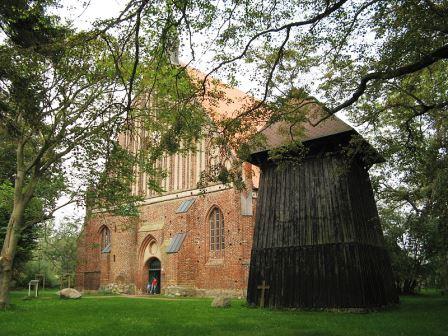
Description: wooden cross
257,280,270,308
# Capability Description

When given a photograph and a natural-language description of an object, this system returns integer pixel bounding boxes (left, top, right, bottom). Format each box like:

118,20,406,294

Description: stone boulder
211,296,231,308
58,288,82,299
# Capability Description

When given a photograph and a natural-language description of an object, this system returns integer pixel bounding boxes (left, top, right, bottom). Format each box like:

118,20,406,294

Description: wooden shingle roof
258,112,353,152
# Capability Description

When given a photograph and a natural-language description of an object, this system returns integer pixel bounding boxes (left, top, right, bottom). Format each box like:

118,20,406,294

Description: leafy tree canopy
0,0,206,308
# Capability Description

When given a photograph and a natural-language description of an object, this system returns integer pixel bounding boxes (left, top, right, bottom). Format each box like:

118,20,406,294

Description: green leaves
361,62,448,291
268,140,309,167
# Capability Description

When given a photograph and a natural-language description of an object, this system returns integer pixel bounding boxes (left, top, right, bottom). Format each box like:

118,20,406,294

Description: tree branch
202,0,349,95
313,43,448,126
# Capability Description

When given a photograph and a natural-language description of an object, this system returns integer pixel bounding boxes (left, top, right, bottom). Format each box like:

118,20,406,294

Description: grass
1,290,447,336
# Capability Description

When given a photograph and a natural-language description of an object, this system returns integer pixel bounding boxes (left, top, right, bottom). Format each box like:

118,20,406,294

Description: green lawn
1,290,446,336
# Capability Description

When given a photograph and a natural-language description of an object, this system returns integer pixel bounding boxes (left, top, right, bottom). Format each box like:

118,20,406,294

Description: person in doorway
150,277,158,294
146,281,151,294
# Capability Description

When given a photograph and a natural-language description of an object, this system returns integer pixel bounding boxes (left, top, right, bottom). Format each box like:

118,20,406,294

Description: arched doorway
146,257,161,294
138,235,162,293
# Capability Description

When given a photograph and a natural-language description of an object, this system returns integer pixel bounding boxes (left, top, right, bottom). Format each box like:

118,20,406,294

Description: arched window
209,207,224,251
100,226,111,253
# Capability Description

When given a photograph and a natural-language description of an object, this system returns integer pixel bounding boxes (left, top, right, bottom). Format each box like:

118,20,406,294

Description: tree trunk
0,116,43,309
402,278,418,295
0,131,41,309
0,203,24,309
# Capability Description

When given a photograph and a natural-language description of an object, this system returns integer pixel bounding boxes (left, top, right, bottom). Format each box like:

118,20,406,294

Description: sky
58,0,122,26
52,1,122,224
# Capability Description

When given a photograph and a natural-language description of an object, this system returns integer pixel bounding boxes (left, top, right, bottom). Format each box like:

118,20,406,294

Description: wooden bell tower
247,120,398,309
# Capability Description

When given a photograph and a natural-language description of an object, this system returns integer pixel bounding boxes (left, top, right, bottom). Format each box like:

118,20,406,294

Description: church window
100,226,111,253
209,207,225,251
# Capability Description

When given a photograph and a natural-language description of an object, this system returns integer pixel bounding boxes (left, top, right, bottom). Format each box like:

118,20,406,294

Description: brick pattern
119,134,215,198
76,187,256,294
78,131,258,294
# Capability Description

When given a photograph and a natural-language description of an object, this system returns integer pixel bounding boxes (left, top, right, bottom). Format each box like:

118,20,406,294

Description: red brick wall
76,187,256,294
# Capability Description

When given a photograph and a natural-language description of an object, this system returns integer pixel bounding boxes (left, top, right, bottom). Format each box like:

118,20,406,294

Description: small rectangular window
166,233,187,253
176,198,196,213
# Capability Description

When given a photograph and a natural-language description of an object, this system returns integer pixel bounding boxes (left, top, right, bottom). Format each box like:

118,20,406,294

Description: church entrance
147,257,161,294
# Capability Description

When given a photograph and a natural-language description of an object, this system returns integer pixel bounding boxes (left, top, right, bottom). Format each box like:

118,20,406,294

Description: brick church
76,78,262,296
75,70,357,296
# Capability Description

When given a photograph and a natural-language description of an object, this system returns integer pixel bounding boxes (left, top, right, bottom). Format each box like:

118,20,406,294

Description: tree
356,62,448,292
88,0,447,184
99,0,446,119
57,0,446,189
40,218,80,282
0,127,58,287
0,0,208,309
